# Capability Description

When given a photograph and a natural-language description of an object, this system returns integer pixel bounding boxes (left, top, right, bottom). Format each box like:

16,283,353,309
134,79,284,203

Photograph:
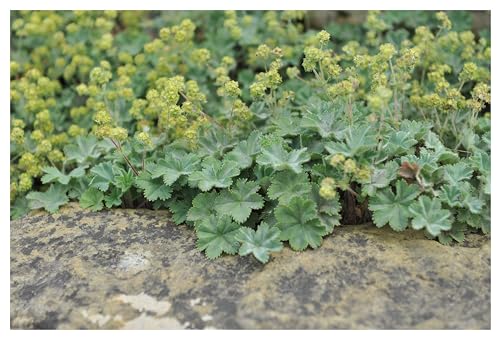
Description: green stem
110,138,139,176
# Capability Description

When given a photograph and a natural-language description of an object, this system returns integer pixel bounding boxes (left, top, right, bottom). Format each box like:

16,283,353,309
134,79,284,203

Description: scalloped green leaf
89,162,115,192
80,187,105,211
325,125,377,158
275,197,325,251
148,152,200,186
63,135,102,164
196,215,241,259
361,161,399,197
384,131,417,156
236,222,283,263
41,165,87,185
256,144,310,174
225,131,261,169
368,180,420,231
187,192,219,227
310,183,341,234
135,171,172,202
267,171,312,204
409,196,452,237
188,159,240,191
215,179,264,223
26,184,69,213
301,100,346,138
442,163,473,185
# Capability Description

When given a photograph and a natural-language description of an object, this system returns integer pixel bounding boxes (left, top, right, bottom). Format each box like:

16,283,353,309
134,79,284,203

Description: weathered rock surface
11,204,490,329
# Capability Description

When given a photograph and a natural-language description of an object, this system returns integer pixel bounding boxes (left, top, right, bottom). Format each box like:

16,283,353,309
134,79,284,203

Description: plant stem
110,138,139,176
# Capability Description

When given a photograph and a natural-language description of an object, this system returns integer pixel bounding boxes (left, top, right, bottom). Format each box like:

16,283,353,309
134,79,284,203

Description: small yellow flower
319,177,337,200
316,30,331,46
222,80,241,98
343,159,357,174
329,154,346,167
436,11,452,30
18,173,33,192
136,131,153,147
94,110,113,125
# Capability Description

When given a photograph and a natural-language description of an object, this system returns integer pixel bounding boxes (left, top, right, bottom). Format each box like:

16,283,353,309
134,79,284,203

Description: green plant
11,10,490,263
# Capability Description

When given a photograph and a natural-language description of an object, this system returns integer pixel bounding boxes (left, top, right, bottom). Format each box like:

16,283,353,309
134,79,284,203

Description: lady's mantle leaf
167,189,197,225
271,114,302,136
275,197,325,251
438,223,466,245
267,171,312,204
104,187,123,208
368,179,420,231
442,163,474,185
256,144,310,173
26,184,69,213
400,120,432,140
383,131,418,156
188,159,240,191
196,215,241,259
361,160,399,197
236,223,283,263
325,125,377,158
300,100,346,138
135,171,172,202
148,152,200,186
41,166,87,185
439,184,463,208
89,162,115,192
215,179,264,223
225,131,261,169
79,187,105,211
310,183,341,234
187,192,218,227
63,135,101,164
424,131,459,164
197,128,237,157
409,196,452,236
113,167,135,192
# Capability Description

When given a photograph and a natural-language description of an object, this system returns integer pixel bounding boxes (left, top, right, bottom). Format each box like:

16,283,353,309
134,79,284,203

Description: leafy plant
11,10,490,264
236,223,283,263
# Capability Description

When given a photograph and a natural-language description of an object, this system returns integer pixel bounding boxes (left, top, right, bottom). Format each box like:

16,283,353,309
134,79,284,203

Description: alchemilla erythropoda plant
11,11,490,263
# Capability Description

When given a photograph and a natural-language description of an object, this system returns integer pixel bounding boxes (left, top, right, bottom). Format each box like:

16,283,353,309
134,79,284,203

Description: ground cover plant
10,10,490,263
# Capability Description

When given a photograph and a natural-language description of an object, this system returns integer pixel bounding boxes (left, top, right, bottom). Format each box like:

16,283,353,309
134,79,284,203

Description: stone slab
10,204,490,329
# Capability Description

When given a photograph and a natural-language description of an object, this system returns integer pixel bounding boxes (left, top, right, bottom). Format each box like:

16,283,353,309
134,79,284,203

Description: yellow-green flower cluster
250,49,283,99
89,66,112,86
394,47,421,82
220,80,241,98
11,119,25,145
436,11,452,30
319,177,337,200
160,18,196,44
468,83,491,113
135,131,153,147
232,99,252,121
286,66,300,79
17,152,43,179
184,80,207,112
367,86,393,111
11,69,61,114
190,48,211,67
93,110,128,142
364,11,389,46
302,46,328,72
459,62,479,83
223,11,242,40
329,154,371,185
